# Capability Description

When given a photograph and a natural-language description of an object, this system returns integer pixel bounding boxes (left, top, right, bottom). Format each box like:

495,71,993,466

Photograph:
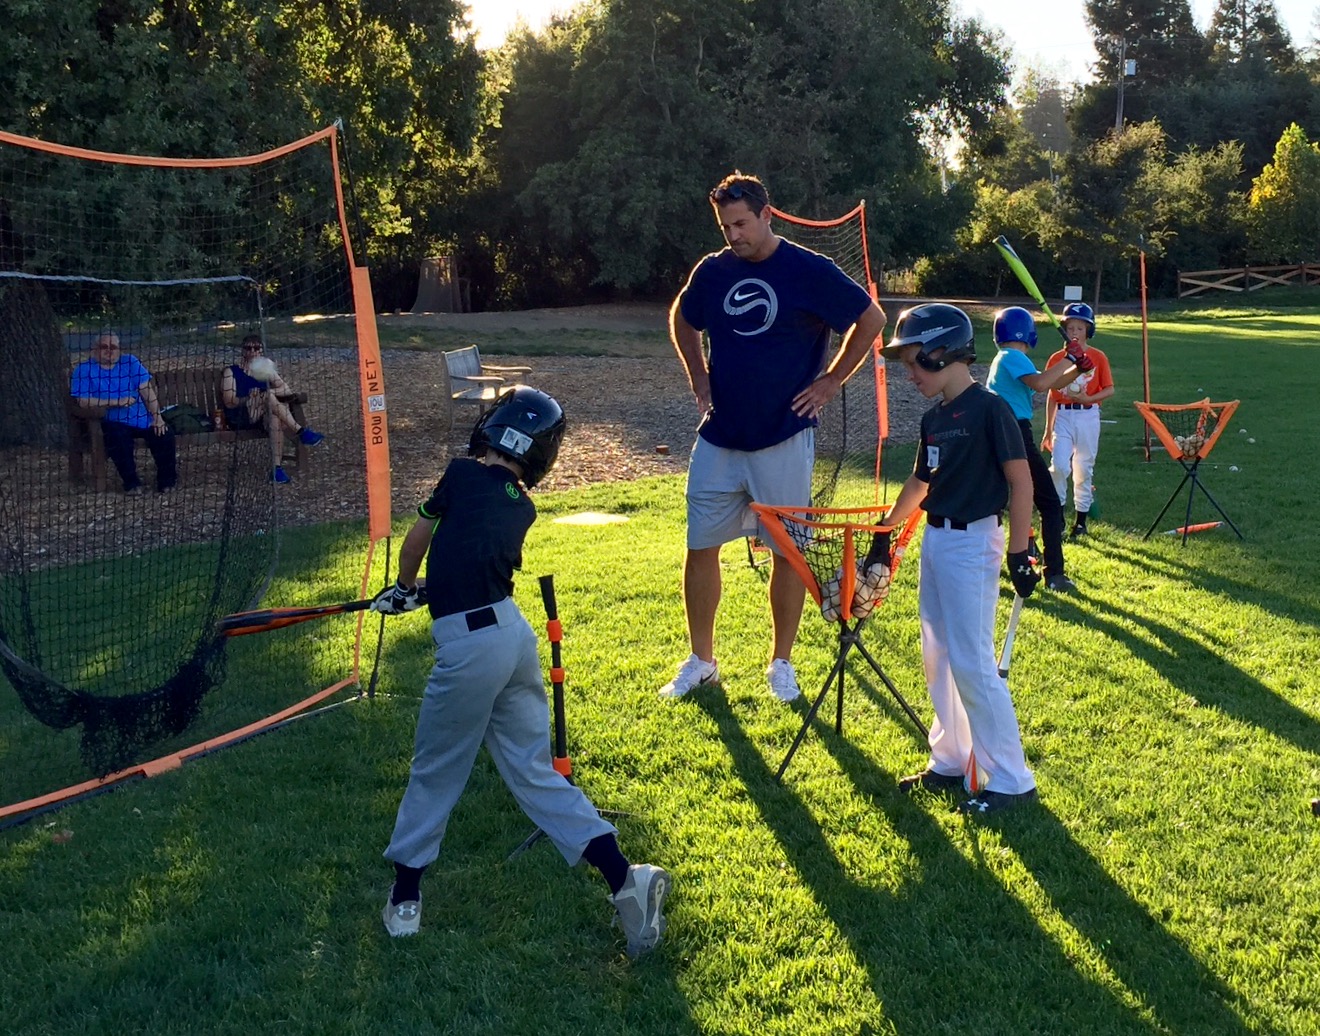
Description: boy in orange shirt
1042,303,1114,537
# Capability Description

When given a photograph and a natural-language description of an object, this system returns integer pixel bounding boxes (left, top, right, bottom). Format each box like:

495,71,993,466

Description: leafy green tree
1084,0,1209,84
1048,120,1169,302
0,0,484,305
479,0,1011,303
1247,121,1320,260
1208,0,1296,68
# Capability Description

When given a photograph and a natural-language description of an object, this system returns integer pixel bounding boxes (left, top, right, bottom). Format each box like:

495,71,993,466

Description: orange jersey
1045,345,1112,406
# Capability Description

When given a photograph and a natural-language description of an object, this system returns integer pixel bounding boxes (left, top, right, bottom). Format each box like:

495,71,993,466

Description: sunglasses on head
710,182,766,206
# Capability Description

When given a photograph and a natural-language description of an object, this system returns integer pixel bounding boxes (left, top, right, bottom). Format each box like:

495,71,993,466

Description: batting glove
1065,343,1095,373
371,580,424,614
1006,550,1041,599
863,529,892,570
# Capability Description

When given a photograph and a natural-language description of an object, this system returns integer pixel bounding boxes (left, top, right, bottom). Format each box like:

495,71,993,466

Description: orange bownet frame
749,505,924,623
1134,398,1239,463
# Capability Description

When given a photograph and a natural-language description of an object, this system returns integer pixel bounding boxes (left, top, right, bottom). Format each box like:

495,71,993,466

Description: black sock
392,862,426,904
581,833,630,895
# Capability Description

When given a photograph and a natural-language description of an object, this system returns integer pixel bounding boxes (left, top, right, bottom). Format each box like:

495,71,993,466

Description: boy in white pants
880,304,1040,815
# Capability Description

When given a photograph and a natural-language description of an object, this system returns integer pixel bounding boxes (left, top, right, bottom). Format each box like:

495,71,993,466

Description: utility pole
1114,37,1127,131
1114,37,1137,132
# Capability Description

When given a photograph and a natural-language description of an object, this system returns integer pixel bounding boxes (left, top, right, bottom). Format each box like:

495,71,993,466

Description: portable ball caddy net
751,505,926,781
1134,398,1243,545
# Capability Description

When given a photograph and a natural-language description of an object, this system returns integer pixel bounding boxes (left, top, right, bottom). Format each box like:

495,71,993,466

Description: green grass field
3,294,1319,1035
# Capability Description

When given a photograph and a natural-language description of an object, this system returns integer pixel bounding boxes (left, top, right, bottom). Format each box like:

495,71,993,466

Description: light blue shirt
986,347,1038,422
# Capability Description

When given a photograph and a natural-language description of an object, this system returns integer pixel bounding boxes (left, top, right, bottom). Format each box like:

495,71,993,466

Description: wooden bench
67,365,309,492
442,345,532,417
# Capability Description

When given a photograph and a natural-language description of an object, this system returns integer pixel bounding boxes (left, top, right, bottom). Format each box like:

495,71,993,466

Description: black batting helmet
468,385,566,488
880,303,976,369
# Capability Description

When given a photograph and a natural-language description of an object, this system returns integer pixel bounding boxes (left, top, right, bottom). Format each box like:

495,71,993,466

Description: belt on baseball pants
1060,403,1094,410
926,514,1002,531
431,597,517,641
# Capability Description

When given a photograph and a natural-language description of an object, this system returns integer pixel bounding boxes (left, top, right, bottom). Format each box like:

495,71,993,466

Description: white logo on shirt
723,279,777,336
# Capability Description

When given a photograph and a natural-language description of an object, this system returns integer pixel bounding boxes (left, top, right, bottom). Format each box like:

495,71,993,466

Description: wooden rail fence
1178,263,1320,297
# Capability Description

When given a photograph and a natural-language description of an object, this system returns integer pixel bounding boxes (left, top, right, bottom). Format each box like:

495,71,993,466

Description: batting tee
751,505,926,781
1134,399,1243,545
0,126,392,825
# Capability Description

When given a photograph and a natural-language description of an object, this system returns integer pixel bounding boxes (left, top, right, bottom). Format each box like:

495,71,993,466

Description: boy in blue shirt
985,307,1089,592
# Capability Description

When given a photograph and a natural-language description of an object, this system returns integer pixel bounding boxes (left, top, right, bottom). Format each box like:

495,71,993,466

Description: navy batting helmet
881,303,976,370
468,386,566,488
1060,302,1095,339
993,306,1038,349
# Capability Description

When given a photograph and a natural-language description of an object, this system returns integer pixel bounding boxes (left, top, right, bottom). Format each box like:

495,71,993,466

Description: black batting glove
1007,550,1040,599
863,529,892,569
371,579,423,614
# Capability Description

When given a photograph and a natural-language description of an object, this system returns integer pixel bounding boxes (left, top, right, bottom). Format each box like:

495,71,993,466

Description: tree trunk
0,280,69,448
1093,268,1103,308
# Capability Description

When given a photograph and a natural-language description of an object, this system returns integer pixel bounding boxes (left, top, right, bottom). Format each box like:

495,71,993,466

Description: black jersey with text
419,458,536,618
914,383,1026,523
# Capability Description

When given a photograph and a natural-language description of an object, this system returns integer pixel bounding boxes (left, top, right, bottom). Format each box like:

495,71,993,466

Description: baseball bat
1162,521,1223,536
997,594,1024,678
219,598,374,637
993,235,1068,342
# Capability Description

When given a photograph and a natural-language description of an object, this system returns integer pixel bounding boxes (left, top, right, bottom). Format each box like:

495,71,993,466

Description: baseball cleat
1046,574,1077,592
611,863,670,957
659,654,719,698
382,895,421,937
898,769,965,794
958,788,1038,816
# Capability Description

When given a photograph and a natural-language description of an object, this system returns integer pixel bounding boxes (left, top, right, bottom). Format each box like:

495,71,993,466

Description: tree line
1,0,1319,309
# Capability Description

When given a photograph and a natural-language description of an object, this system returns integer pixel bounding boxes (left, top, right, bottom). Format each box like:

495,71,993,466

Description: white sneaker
382,894,421,937
611,863,670,957
766,659,801,702
658,653,719,698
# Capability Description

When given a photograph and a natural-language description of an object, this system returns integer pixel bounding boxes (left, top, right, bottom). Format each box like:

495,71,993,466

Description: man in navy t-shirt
661,171,887,703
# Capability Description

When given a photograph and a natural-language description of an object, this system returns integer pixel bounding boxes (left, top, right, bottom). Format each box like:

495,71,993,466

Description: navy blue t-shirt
678,239,872,451
419,458,536,618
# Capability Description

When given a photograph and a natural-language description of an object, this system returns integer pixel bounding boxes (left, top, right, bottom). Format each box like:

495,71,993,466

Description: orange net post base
1134,399,1244,544
750,505,926,781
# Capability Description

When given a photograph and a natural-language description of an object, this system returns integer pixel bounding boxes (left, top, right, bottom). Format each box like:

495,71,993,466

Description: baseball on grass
248,356,278,382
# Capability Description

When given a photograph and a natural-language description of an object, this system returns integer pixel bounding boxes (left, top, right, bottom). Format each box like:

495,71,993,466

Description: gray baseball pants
385,596,616,869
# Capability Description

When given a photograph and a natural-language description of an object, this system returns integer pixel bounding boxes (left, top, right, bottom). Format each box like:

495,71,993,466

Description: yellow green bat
993,235,1068,342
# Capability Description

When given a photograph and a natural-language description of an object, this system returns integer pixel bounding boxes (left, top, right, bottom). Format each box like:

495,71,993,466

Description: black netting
769,205,881,511
753,507,921,625
0,132,379,807
1136,399,1238,462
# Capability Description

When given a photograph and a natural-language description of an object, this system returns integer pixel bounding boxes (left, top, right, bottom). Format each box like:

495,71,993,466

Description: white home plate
554,512,630,525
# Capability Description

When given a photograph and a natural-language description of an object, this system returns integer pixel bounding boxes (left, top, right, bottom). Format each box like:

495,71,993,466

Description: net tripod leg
1190,471,1244,540
775,629,853,783
851,637,929,740
1144,463,1196,539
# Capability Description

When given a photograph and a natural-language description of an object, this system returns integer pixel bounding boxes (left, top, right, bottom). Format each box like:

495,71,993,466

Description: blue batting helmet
993,306,1038,349
1060,302,1095,339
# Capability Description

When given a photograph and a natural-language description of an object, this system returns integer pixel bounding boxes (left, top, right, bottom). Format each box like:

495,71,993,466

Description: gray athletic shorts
686,428,814,551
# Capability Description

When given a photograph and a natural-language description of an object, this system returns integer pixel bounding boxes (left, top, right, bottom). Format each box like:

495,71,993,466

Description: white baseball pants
1050,406,1101,512
918,516,1036,795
